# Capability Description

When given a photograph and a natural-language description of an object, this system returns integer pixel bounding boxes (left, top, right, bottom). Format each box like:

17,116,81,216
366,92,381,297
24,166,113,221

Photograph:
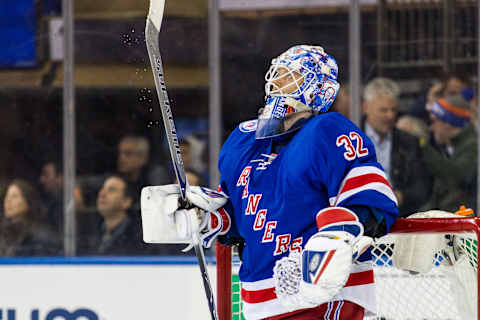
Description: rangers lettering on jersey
245,194,262,215
236,166,302,256
218,112,398,319
237,166,251,186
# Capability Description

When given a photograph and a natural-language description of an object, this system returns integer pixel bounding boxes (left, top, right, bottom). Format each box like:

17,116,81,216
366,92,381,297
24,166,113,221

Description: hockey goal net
216,216,480,320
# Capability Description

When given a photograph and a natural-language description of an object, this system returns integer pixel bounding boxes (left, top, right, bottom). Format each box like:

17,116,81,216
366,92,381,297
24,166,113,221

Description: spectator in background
469,92,479,129
397,81,446,149
179,138,193,170
179,135,208,185
363,77,430,217
421,94,477,212
424,81,446,114
117,135,170,210
39,158,86,234
410,72,471,124
458,86,478,129
331,83,350,119
443,72,471,97
395,115,429,139
173,168,204,187
186,169,204,186
0,179,60,256
396,79,443,140
39,159,63,234
90,175,150,255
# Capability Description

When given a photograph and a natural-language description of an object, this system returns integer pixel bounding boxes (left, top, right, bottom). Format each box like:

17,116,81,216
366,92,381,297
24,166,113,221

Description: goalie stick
145,1,219,319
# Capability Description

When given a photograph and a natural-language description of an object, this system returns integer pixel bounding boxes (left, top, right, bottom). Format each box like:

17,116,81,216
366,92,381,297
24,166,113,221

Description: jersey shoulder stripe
330,165,397,206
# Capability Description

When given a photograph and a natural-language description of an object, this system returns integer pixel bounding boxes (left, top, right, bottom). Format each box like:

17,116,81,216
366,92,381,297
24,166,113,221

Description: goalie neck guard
256,45,340,139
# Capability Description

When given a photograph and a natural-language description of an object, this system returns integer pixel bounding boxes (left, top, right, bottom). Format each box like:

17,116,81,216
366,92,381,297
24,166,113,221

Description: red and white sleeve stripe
329,166,397,207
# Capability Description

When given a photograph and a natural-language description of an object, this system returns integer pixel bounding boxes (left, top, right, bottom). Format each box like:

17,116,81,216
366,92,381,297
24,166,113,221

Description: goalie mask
256,45,340,139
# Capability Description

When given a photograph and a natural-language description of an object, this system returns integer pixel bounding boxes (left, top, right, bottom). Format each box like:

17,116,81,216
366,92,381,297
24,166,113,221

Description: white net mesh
227,217,479,320
367,233,478,320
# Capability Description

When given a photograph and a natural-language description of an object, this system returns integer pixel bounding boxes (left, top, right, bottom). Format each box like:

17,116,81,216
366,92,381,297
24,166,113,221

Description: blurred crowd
0,70,477,257
0,132,209,257
332,71,477,218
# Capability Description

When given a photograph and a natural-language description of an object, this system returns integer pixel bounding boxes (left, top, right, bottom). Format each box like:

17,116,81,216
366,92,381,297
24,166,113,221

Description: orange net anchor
455,205,474,216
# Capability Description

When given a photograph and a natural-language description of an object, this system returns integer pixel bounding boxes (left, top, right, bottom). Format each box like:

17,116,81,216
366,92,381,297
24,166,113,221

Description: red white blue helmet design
257,45,340,139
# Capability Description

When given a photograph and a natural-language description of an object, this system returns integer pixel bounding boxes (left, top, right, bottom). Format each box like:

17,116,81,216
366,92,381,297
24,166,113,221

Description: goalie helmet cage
216,217,480,320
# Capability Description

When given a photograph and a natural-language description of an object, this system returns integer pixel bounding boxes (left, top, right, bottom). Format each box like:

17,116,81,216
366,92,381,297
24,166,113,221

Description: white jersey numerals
336,132,369,161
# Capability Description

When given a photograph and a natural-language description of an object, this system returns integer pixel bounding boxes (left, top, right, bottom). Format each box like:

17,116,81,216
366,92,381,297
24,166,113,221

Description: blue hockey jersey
218,112,398,319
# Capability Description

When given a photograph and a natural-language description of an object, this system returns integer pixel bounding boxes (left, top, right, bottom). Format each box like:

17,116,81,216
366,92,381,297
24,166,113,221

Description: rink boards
0,256,217,320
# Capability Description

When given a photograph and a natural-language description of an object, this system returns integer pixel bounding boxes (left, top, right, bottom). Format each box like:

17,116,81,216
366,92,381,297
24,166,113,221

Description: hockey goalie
142,45,399,319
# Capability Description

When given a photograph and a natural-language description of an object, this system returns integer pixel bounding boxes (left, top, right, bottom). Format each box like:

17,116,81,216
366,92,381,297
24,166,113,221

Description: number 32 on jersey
336,131,369,161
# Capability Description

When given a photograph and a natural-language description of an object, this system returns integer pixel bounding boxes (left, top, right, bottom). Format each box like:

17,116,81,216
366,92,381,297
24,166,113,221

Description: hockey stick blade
145,0,187,201
145,1,218,319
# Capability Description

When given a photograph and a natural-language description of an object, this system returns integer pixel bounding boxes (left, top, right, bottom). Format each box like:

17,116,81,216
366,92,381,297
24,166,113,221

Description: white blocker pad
141,185,200,244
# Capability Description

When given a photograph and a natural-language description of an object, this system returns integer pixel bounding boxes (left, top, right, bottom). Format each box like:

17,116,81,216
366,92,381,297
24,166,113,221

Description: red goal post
216,216,480,320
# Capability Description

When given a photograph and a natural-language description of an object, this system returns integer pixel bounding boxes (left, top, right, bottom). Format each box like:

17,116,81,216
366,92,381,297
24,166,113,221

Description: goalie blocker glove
184,186,231,249
273,207,373,312
140,184,231,249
